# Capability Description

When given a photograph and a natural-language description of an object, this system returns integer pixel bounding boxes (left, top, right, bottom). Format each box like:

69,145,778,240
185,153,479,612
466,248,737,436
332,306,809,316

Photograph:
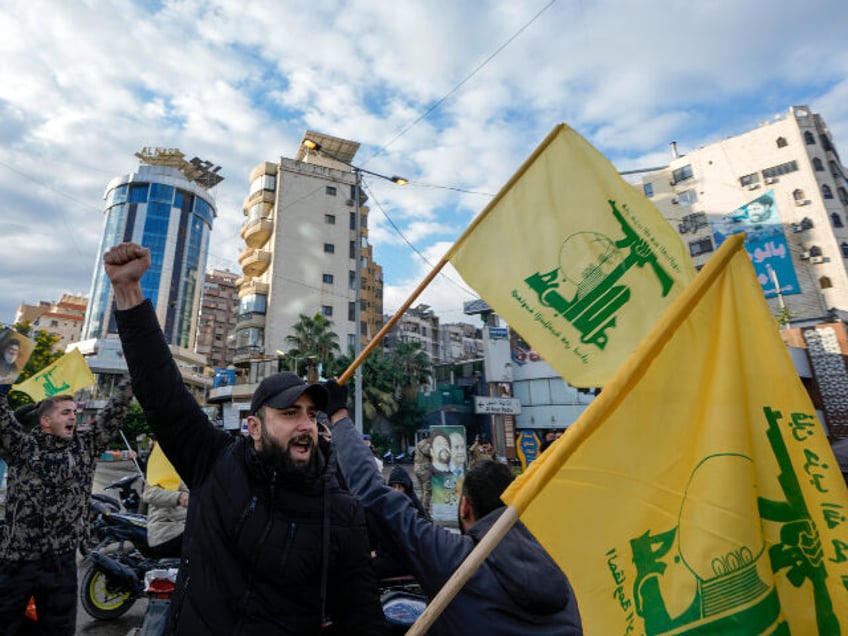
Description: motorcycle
99,472,143,513
79,509,179,620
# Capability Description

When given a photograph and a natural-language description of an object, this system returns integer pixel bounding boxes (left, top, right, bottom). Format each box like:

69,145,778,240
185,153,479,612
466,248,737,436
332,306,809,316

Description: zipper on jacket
234,495,258,539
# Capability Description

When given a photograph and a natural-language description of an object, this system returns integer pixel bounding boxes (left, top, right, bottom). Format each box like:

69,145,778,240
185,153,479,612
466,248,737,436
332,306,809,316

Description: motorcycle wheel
80,564,137,620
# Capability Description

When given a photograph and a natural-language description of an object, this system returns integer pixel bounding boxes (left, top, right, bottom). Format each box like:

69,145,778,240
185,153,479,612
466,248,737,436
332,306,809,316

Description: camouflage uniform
414,437,433,513
0,378,132,633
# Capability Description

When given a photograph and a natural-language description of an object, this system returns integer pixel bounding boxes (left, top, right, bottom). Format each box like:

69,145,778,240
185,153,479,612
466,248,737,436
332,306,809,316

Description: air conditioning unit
810,256,824,264
791,224,803,233
799,251,811,260
795,199,810,206
747,183,761,191
764,177,777,185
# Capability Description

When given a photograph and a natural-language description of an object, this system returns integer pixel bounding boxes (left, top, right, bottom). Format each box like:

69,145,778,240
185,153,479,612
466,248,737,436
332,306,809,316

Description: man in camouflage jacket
0,378,133,634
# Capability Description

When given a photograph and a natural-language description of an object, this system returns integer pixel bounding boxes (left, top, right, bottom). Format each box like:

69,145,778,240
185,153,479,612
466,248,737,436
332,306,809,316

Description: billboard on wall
710,190,801,298
430,425,467,523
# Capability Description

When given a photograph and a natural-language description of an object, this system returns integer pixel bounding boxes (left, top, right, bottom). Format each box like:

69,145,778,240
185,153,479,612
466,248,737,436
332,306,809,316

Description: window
688,237,714,257
326,186,337,196
830,161,842,179
762,161,798,180
150,183,174,204
831,212,843,228
349,241,355,259
672,164,694,184
129,184,149,203
805,131,816,145
821,135,834,152
348,302,356,322
325,214,335,225
349,270,356,289
322,305,333,317
740,173,760,187
677,189,698,206
819,276,833,289
793,189,806,201
809,245,823,257
823,184,834,199
350,212,356,230
322,273,334,284
643,183,654,198
776,137,788,148
249,174,276,197
839,187,848,205
50,320,58,328
813,157,825,171
841,242,848,258
678,212,708,234
324,243,335,254
239,294,267,316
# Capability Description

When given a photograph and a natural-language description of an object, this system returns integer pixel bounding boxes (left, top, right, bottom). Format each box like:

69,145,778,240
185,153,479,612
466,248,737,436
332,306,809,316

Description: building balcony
241,217,274,248
239,248,271,277
238,278,269,298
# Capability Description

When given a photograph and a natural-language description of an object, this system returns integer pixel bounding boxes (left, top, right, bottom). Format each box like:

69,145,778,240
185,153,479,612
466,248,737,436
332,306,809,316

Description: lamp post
301,138,407,433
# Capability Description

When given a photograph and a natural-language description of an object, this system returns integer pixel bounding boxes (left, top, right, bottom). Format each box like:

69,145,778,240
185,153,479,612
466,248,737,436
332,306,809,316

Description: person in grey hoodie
325,380,583,635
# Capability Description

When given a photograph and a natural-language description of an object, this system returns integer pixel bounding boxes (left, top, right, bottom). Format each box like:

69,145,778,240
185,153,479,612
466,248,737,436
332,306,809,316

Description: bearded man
103,242,385,635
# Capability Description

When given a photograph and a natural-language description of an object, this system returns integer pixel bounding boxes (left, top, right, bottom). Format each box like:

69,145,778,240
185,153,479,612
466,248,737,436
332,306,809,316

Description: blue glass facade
82,165,216,347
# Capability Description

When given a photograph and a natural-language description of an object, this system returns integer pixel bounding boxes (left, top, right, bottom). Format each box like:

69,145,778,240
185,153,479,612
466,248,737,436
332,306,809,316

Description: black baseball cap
250,372,328,414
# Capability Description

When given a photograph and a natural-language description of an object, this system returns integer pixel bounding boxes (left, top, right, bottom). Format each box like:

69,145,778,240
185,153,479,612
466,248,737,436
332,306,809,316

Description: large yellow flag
446,124,696,387
502,234,848,634
13,348,95,401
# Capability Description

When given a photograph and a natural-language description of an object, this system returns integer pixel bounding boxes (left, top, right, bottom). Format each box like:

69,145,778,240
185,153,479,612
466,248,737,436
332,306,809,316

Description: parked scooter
79,509,179,620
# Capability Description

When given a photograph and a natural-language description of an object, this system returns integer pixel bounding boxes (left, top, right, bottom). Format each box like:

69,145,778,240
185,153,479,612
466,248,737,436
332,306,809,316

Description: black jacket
117,300,385,635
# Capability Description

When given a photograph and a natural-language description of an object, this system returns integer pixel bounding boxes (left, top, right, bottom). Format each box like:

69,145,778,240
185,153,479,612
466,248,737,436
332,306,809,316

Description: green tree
327,349,399,425
285,313,341,381
388,341,432,401
7,322,64,410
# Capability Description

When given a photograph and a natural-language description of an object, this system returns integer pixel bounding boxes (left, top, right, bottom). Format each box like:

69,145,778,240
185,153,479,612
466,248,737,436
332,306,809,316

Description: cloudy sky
2,0,847,328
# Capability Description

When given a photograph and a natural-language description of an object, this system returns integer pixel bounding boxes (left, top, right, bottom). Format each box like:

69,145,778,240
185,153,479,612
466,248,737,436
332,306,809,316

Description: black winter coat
117,300,385,635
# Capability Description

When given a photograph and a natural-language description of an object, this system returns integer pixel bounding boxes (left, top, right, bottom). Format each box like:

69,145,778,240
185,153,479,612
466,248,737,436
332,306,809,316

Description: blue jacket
333,416,583,635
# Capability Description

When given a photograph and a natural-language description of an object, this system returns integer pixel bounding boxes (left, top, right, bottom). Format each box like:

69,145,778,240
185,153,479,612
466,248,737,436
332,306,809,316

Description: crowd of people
0,240,583,634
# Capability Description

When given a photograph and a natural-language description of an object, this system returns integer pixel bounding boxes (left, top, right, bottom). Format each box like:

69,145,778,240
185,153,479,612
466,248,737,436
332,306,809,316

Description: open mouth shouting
288,433,315,463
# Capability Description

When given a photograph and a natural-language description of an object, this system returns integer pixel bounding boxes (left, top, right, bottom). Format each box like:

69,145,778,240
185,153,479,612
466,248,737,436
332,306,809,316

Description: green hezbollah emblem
524,200,673,351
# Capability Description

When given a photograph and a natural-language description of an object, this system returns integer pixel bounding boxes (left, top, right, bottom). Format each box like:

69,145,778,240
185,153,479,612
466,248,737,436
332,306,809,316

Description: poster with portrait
0,328,36,385
430,425,467,523
710,190,801,298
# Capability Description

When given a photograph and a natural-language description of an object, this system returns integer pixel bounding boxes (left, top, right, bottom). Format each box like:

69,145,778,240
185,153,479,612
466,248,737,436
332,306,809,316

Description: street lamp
301,137,407,433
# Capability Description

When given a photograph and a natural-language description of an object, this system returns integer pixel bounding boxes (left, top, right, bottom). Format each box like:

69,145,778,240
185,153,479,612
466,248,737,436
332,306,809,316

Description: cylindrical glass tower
82,158,219,349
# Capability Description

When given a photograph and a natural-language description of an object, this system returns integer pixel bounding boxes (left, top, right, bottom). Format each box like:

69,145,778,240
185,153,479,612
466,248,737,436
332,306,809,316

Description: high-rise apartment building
642,106,848,436
234,131,383,365
208,132,385,430
642,105,848,323
195,269,239,369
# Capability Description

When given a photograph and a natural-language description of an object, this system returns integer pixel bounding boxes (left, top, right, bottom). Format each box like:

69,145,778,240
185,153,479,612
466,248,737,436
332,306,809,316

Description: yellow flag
502,234,848,634
146,443,181,491
446,124,696,387
12,348,95,401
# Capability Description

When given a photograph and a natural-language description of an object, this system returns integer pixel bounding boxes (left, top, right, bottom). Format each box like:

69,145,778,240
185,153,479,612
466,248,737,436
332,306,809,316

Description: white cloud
1,0,847,331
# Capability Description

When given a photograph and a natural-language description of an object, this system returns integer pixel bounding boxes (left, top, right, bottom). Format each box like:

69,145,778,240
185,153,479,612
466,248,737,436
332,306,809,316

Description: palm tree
388,341,432,401
327,350,399,424
285,313,340,380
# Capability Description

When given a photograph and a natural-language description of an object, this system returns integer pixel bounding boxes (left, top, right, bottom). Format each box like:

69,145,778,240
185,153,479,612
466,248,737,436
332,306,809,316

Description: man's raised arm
104,242,150,310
